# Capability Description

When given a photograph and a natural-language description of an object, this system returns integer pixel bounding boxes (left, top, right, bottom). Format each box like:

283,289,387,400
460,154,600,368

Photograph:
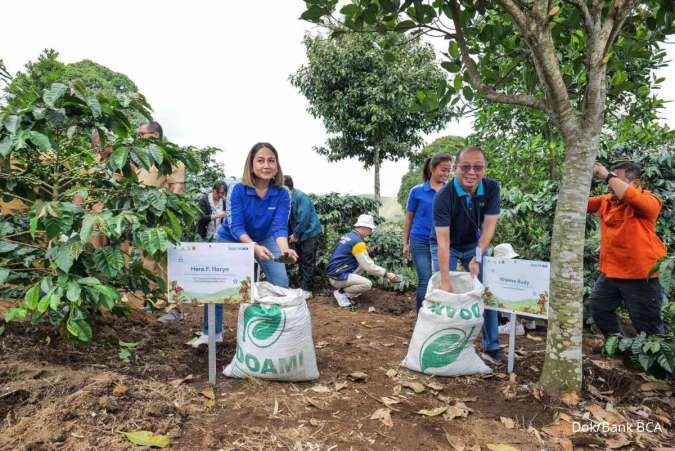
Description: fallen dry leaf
444,430,466,451
305,396,327,410
417,406,448,417
393,384,402,396
370,408,393,428
348,371,368,382
355,334,363,339
112,384,128,395
168,374,193,387
446,402,471,420
586,403,625,424
640,381,671,392
486,444,520,451
200,388,215,399
558,438,574,451
530,384,544,401
401,381,426,394
605,435,631,449
560,391,580,407
200,388,215,408
120,431,169,448
315,341,329,348
309,418,321,427
500,416,516,429
425,380,444,391
385,368,398,378
381,396,401,407
527,426,543,444
542,418,575,438
334,381,348,392
309,384,332,394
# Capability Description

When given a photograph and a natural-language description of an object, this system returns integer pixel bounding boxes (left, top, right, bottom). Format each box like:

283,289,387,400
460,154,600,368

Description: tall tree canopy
300,0,674,395
290,32,453,199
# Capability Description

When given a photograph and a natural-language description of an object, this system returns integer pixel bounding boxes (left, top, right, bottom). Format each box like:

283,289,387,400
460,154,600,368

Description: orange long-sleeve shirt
587,186,666,279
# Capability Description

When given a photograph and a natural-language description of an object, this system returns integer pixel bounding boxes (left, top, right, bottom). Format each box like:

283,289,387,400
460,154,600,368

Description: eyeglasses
457,164,485,173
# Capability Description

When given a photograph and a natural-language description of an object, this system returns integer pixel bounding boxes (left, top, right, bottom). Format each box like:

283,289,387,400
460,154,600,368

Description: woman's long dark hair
422,154,453,181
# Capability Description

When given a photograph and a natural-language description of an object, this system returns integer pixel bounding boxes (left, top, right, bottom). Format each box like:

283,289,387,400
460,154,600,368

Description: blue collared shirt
406,180,440,242
432,176,500,248
217,182,291,242
453,177,484,206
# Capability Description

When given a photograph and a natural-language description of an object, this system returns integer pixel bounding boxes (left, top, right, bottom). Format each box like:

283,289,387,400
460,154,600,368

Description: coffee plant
1,77,200,341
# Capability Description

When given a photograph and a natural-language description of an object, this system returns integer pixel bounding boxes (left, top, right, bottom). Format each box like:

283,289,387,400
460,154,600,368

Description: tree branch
447,0,550,114
582,0,638,129
562,0,595,36
603,0,639,55
497,0,531,31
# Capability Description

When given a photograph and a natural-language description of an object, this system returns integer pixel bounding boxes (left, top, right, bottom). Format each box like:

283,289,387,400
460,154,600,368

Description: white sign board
482,257,549,319
167,242,254,304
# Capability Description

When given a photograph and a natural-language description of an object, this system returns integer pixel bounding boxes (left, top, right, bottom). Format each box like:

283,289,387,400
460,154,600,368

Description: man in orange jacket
588,160,666,337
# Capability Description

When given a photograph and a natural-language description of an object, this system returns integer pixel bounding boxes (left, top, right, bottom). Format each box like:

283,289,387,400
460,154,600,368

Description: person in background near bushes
327,214,401,308
283,175,321,300
191,142,298,348
588,160,666,339
402,154,453,312
196,181,228,242
432,146,505,365
136,121,186,194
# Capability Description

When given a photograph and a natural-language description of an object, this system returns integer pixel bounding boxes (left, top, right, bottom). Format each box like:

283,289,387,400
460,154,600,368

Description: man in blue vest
327,214,401,307
432,146,505,365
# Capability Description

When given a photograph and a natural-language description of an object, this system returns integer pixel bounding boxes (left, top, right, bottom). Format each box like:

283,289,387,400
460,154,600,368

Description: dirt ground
0,289,673,451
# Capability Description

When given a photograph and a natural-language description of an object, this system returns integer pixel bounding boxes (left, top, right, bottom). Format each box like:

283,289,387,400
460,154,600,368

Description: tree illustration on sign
169,280,186,303
538,291,548,315
238,276,252,303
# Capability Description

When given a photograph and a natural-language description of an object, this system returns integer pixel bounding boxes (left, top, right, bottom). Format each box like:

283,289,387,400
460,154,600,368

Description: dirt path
1,290,672,450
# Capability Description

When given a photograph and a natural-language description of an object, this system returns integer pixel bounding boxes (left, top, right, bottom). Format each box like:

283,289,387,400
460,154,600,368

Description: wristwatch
606,172,617,182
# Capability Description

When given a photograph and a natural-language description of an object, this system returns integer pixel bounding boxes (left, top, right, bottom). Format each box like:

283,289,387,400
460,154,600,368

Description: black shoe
482,349,508,365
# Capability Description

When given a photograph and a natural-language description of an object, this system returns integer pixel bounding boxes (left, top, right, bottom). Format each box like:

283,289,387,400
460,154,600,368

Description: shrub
0,78,200,342
287,193,380,289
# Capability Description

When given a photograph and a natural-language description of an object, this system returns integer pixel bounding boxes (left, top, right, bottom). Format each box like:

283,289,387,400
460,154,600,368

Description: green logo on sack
420,327,475,371
242,304,286,348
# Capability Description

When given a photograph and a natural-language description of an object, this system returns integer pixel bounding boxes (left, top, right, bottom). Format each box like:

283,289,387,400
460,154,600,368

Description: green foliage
291,31,453,195
1,54,201,342
367,221,416,291
397,135,465,208
302,0,673,120
602,333,675,379
651,255,675,332
184,146,227,199
118,340,137,362
311,193,382,275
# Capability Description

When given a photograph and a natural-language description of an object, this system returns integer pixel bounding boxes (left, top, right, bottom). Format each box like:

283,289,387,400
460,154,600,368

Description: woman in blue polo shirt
402,154,452,311
191,142,298,348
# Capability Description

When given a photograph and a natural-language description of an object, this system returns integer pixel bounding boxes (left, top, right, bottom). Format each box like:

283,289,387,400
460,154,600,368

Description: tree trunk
373,148,381,201
539,129,599,395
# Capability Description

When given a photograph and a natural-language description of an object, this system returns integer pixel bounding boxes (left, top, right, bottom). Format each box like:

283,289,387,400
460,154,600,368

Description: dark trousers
590,273,664,337
293,235,320,292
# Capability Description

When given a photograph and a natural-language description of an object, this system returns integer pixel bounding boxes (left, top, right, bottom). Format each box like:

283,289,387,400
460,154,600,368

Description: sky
1,1,673,196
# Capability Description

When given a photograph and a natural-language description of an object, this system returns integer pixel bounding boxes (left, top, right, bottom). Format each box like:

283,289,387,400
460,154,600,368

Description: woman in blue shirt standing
402,154,452,311
191,142,298,347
